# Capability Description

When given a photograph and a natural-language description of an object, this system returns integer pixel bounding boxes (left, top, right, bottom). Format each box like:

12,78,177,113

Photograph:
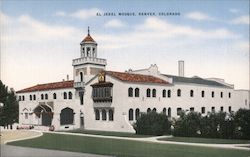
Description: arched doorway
34,105,53,126
60,108,74,125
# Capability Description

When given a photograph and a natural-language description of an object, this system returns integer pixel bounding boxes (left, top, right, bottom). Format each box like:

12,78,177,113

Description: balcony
72,57,107,66
74,82,85,89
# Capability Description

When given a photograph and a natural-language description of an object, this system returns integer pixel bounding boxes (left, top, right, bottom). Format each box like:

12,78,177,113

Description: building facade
17,30,250,132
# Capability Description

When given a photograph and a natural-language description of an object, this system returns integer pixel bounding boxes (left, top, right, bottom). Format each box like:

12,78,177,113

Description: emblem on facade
98,72,105,83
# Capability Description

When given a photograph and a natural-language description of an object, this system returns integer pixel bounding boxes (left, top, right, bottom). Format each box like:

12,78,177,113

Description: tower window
220,92,223,98
80,72,83,82
228,92,231,98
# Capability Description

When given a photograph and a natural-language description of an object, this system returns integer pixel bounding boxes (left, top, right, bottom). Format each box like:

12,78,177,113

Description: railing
72,57,107,66
74,82,85,89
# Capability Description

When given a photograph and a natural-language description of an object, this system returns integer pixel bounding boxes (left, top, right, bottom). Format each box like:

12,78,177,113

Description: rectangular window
211,106,215,112
201,107,205,114
177,108,182,115
190,107,194,112
229,106,232,112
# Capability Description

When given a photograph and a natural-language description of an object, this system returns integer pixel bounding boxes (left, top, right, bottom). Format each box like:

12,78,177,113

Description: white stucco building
17,29,250,132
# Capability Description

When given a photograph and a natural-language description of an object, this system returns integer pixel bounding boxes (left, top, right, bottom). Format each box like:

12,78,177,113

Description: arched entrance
34,105,53,126
60,108,74,125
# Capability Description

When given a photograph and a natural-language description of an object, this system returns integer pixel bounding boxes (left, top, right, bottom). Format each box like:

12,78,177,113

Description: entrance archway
34,105,53,126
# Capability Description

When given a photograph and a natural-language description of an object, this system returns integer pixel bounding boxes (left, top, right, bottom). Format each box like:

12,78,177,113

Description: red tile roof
82,34,95,42
16,80,74,93
105,71,169,84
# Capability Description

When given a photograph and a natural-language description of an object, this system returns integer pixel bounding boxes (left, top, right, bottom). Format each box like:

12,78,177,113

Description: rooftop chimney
178,60,184,77
66,74,69,81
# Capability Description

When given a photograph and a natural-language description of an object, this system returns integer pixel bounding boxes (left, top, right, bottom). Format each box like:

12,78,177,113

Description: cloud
54,8,101,20
230,15,249,25
186,11,214,21
104,19,126,28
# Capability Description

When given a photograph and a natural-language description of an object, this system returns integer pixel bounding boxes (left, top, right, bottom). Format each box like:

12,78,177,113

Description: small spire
88,26,90,35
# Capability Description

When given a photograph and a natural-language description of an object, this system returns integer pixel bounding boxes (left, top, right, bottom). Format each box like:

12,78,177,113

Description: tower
73,27,107,91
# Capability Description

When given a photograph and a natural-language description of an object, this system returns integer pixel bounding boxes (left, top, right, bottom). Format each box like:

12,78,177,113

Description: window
22,96,25,101
220,106,224,112
245,99,248,106
220,92,223,98
95,109,100,120
135,88,140,97
162,108,166,115
146,89,151,97
80,92,84,105
25,113,28,119
177,108,182,115
211,91,214,98
167,90,171,98
19,96,21,101
63,92,67,99
80,72,83,82
45,94,48,100
109,109,113,121
211,107,215,112
135,108,140,120
190,107,194,112
168,107,171,117
147,108,151,113
162,90,166,98
53,93,57,99
92,86,113,102
68,92,72,99
128,87,133,97
102,109,107,120
60,108,74,125
152,108,156,112
190,90,194,97
201,107,205,114
29,95,32,101
33,95,36,100
201,91,205,97
177,89,181,97
41,94,44,100
228,106,232,112
129,109,133,121
152,89,156,97
228,92,231,98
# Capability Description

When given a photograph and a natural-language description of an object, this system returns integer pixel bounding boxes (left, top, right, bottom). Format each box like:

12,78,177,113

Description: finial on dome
88,26,90,35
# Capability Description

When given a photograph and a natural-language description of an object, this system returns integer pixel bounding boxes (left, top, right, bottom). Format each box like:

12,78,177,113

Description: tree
0,80,19,127
134,112,171,136
235,109,250,139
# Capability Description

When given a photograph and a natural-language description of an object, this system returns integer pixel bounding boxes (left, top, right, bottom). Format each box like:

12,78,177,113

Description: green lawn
8,133,250,157
66,129,152,138
158,137,250,144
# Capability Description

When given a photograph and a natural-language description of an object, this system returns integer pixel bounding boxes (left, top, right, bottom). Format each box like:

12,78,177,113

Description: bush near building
173,109,250,140
134,112,171,136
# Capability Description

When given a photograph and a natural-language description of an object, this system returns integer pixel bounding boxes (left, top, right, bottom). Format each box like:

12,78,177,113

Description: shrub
173,111,202,137
235,109,250,139
134,112,171,136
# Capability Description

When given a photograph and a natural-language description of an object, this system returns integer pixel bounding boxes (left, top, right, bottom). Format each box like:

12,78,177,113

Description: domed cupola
80,27,97,58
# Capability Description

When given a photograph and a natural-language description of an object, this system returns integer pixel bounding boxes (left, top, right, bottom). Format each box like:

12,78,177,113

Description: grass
158,136,250,144
65,129,152,138
8,133,250,157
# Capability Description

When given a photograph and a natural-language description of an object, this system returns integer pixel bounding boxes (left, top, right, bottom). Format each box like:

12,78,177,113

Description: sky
0,0,249,91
